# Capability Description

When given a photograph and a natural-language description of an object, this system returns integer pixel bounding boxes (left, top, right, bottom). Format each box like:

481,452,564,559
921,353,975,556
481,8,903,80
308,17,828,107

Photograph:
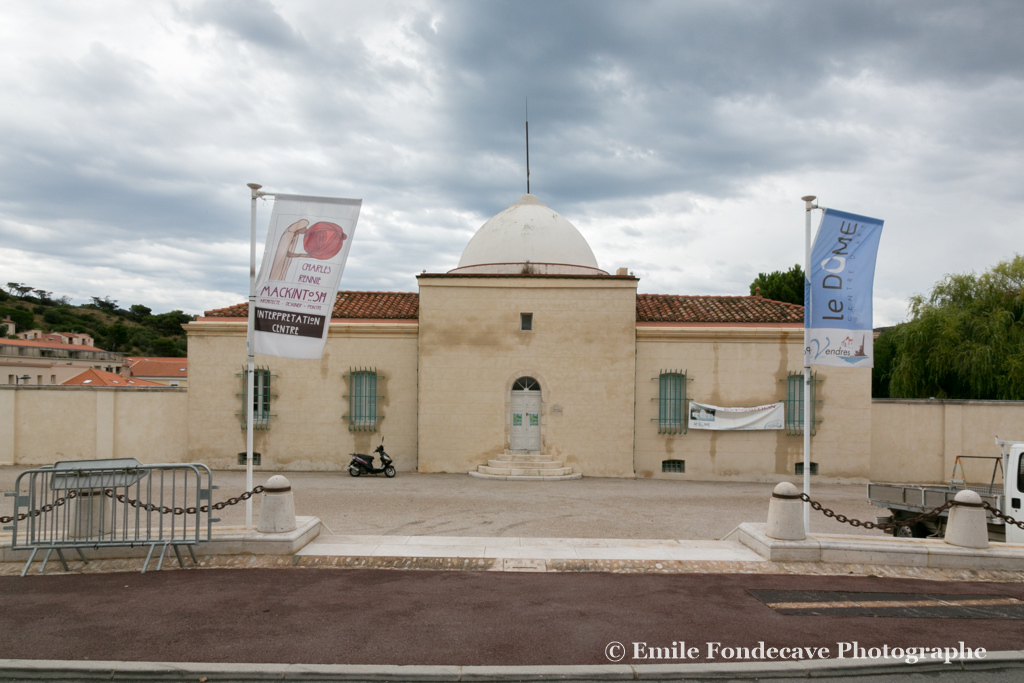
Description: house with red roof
2,337,125,386
62,368,164,387
185,193,869,482
126,357,189,387
17,329,95,346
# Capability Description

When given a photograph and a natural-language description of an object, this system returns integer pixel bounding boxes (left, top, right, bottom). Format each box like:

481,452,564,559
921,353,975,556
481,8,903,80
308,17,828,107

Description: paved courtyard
2,466,888,540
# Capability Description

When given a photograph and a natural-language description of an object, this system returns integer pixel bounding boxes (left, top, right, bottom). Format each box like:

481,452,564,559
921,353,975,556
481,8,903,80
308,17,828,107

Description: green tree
149,310,194,336
150,337,185,357
885,255,1024,400
105,320,130,352
750,264,804,305
128,304,152,322
0,306,33,331
42,308,65,325
871,327,898,398
90,296,119,313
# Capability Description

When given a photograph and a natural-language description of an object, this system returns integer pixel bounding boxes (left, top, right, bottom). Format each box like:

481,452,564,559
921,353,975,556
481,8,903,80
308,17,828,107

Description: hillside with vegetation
1,283,193,357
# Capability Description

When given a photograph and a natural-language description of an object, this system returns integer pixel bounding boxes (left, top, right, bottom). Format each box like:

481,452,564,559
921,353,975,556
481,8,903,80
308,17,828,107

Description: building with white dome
184,194,873,482
452,194,606,276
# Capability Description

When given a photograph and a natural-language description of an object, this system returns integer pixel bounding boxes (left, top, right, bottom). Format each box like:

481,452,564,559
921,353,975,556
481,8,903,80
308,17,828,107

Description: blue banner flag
805,208,884,368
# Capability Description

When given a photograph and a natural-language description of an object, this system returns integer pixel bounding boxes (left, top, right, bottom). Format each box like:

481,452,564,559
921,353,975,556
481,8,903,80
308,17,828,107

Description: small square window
238,452,261,466
662,459,685,473
520,313,533,331
794,462,818,476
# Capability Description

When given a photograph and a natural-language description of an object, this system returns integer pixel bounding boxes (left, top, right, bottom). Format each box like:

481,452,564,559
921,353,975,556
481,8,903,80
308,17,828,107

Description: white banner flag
253,194,361,359
688,401,784,431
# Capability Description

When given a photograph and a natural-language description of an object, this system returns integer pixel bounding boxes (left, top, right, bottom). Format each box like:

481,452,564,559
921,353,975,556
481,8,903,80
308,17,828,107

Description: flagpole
245,182,262,527
801,194,817,531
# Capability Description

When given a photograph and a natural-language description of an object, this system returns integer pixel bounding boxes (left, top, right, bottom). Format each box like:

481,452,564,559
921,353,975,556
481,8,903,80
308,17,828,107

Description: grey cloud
36,42,154,106
1,0,1023,319
621,226,643,238
187,0,306,50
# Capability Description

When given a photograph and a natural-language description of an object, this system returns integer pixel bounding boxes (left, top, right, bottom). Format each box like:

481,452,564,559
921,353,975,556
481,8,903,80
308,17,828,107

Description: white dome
451,194,606,275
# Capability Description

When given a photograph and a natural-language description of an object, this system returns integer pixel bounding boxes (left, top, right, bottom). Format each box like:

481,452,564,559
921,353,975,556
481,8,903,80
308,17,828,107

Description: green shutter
784,371,821,436
237,365,275,430
345,367,380,432
655,370,690,434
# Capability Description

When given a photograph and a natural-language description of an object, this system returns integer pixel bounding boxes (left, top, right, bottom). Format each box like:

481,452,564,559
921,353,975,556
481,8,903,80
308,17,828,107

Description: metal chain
981,501,1024,530
2,486,265,523
793,493,954,532
105,485,266,515
0,489,79,523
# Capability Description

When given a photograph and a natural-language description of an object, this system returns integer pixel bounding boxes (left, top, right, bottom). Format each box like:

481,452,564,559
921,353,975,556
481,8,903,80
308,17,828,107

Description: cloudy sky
1,1,1021,324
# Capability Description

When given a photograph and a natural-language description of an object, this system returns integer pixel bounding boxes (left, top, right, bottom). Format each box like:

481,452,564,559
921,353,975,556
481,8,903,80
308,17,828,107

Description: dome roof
451,194,606,275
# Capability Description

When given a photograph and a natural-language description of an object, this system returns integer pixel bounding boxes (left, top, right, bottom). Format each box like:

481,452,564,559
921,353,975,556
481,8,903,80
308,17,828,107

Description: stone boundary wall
870,398,1024,484
0,385,188,466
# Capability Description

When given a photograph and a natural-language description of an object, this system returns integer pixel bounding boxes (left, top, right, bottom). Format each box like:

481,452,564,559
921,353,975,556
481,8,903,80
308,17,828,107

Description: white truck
867,437,1024,543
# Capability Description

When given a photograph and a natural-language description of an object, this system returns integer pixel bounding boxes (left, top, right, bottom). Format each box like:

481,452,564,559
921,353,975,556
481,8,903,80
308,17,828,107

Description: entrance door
510,377,541,451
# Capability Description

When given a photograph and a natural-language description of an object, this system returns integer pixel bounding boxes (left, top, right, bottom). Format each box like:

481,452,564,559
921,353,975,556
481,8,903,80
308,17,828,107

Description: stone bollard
257,475,296,533
766,482,806,541
69,490,107,540
944,490,989,549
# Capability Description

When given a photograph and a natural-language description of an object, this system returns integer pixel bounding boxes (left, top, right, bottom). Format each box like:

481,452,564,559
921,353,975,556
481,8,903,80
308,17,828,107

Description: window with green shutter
655,370,690,434
345,367,380,431
784,371,822,436
236,365,275,430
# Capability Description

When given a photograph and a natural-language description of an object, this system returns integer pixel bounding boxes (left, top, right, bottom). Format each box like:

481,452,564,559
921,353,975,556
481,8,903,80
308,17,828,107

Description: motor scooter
348,439,396,478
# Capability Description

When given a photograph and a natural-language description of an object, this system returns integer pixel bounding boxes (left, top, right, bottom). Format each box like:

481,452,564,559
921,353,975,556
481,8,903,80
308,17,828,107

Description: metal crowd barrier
5,459,215,576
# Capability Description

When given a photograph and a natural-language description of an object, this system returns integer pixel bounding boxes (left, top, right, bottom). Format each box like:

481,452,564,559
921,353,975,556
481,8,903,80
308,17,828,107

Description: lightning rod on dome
525,97,530,195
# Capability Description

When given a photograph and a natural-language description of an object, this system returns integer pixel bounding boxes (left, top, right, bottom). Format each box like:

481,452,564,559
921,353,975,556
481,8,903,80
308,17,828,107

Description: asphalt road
1,569,1021,667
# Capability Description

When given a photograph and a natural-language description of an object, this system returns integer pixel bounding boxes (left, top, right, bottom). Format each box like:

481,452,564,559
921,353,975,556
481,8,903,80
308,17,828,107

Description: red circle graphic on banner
303,222,346,260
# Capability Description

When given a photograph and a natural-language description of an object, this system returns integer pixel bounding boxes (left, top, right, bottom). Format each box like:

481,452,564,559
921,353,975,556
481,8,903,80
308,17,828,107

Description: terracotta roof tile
636,294,804,324
62,368,165,387
204,291,800,324
1,338,115,352
126,357,188,378
204,291,419,320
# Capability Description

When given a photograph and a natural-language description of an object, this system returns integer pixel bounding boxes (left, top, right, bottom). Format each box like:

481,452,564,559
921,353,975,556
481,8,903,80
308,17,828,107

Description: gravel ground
1,466,888,540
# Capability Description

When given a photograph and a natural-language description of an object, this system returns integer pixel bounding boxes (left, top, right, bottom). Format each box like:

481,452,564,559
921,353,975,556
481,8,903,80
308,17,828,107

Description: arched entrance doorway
510,376,541,451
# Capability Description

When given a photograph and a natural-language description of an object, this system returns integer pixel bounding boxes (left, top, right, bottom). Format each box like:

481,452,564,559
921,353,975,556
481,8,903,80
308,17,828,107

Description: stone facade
417,275,638,477
185,319,418,471
178,277,877,480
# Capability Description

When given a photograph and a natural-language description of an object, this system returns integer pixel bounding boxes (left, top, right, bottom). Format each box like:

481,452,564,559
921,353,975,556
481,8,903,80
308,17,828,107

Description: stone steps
487,458,564,469
477,465,574,477
468,470,582,481
497,453,552,462
469,452,580,481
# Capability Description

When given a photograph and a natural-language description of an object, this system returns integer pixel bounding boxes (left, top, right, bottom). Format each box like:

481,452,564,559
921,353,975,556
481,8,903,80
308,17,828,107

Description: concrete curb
2,652,1024,681
0,517,322,564
728,522,1024,571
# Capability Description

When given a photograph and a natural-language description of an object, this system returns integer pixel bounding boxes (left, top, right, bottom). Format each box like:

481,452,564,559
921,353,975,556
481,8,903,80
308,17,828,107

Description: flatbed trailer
868,438,1024,543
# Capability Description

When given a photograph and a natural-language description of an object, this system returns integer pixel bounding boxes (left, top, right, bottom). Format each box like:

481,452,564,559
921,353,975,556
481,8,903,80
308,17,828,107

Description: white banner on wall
688,401,785,431
253,194,361,359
